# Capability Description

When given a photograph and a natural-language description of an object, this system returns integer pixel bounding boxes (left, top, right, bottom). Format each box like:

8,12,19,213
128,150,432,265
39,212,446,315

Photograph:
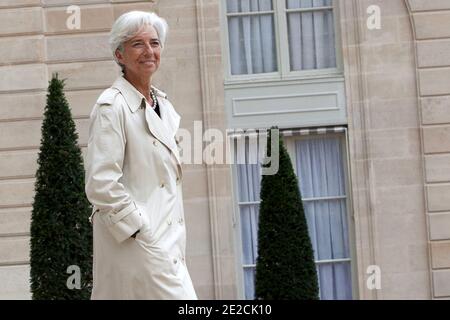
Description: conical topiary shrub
30,73,92,299
255,128,319,299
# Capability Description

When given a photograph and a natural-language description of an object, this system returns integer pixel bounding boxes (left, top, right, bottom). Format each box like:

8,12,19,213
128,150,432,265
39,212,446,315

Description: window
286,0,336,71
233,131,353,300
224,0,338,78
226,0,277,75
292,134,352,300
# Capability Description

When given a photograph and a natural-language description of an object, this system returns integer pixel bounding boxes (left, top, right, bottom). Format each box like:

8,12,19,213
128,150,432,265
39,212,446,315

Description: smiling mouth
141,61,155,64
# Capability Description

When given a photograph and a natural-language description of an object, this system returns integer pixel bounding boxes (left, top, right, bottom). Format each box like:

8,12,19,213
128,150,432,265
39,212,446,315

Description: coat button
160,181,165,188
173,258,178,264
153,140,158,146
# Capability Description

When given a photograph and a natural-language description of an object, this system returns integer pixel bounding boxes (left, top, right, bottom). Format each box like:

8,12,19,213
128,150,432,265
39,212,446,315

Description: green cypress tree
255,128,319,299
30,74,92,299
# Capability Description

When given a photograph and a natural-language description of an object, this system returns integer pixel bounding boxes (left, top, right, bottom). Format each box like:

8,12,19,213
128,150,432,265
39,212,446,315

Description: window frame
284,131,358,300
230,130,358,300
220,0,343,85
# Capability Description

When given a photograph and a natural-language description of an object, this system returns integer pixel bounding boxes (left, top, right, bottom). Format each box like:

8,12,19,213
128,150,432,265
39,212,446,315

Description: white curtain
236,136,261,299
236,135,352,300
286,0,336,70
296,137,352,300
227,0,336,74
227,0,277,75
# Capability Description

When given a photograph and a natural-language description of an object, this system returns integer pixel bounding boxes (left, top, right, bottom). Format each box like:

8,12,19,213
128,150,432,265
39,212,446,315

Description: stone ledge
431,241,450,269
427,184,450,212
413,11,450,40
0,7,43,36
429,213,450,240
408,0,450,12
0,265,31,299
0,236,29,265
433,269,450,297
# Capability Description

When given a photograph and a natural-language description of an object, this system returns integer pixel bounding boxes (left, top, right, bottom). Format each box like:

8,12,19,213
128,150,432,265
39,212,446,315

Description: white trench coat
85,76,197,300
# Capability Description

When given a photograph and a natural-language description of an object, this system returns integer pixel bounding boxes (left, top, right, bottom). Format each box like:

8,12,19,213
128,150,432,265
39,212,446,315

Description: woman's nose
143,43,154,55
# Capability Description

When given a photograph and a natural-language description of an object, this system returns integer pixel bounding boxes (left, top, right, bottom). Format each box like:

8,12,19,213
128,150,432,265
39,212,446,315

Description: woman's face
115,24,161,78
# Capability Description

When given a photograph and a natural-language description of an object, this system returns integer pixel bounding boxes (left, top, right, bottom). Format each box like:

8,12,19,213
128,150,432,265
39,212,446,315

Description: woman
85,11,197,300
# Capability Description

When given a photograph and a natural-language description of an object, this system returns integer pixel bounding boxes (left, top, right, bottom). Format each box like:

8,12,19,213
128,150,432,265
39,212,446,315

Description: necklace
150,88,157,110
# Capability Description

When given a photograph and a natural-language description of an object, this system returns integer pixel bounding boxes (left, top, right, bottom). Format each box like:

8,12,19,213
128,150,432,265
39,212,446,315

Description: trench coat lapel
157,95,180,144
111,77,182,173
144,100,176,150
146,99,183,178
156,96,182,160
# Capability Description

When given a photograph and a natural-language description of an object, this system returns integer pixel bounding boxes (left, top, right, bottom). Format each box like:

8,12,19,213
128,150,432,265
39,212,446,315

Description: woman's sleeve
85,91,142,243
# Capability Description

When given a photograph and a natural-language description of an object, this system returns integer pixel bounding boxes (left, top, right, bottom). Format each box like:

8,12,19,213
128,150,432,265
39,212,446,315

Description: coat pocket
134,227,156,247
137,201,160,236
134,231,181,276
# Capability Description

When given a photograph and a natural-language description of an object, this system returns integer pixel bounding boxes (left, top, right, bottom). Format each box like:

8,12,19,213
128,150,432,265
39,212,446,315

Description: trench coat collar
111,76,182,170
111,75,168,113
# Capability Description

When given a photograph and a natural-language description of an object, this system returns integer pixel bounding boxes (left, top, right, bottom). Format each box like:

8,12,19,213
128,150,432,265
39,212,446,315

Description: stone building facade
0,0,449,299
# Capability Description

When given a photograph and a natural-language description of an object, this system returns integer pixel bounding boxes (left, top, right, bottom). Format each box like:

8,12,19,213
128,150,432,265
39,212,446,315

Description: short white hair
109,11,168,66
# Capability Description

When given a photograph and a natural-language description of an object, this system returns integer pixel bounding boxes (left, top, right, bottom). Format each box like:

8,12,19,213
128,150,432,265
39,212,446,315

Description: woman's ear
115,49,126,74
115,49,124,65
